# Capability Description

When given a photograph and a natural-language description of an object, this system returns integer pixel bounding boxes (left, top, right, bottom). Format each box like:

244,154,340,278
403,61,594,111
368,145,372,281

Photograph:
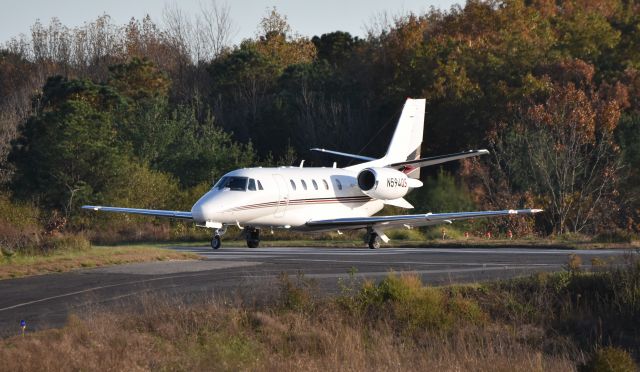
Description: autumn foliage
0,0,639,237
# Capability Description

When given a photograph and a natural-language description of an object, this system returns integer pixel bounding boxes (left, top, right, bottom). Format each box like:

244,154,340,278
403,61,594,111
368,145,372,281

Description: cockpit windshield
213,176,248,191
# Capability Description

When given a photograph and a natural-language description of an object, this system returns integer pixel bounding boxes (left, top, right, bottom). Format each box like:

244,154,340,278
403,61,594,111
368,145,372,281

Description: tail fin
383,98,426,178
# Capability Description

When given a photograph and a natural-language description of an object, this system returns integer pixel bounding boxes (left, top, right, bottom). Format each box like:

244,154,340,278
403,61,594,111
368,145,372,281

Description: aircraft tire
246,228,260,248
211,235,221,250
368,234,381,249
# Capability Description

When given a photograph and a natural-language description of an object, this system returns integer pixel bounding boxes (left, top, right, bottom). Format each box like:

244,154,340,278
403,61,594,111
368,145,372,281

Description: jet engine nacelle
357,167,417,200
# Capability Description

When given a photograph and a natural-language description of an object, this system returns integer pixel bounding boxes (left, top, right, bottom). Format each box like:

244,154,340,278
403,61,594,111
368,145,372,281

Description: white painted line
304,265,561,279
0,272,214,312
279,258,558,266
176,246,631,256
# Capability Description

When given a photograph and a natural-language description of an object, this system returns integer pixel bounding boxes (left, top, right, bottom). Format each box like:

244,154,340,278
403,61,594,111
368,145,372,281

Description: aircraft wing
305,208,542,231
82,205,193,220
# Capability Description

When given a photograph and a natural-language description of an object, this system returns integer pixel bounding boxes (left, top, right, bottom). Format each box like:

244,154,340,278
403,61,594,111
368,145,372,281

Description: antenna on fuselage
299,160,305,168
332,162,337,168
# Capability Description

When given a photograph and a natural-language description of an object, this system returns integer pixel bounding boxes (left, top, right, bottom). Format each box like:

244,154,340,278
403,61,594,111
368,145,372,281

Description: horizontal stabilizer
407,178,423,188
390,149,489,173
384,198,414,209
310,148,375,162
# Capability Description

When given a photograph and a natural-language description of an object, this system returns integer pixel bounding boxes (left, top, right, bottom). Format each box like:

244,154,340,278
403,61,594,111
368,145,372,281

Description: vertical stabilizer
384,98,425,178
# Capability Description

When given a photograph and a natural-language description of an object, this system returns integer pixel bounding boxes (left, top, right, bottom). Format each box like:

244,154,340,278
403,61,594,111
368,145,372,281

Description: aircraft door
272,174,289,217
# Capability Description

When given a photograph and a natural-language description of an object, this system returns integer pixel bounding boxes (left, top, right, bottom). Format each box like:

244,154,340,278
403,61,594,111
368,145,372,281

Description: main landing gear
246,227,260,248
365,230,381,249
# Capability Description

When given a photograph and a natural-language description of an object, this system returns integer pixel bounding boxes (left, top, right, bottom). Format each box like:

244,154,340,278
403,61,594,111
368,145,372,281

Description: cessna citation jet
83,98,542,249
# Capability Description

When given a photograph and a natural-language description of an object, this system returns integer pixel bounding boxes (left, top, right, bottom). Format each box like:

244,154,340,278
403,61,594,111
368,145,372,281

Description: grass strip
0,246,199,280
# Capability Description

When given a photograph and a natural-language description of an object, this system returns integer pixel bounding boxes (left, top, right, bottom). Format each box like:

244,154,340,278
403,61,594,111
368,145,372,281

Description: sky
0,0,462,45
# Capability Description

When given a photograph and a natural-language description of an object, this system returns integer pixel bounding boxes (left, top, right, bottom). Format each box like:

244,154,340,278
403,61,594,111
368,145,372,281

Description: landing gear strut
365,230,381,249
246,227,260,248
210,226,226,250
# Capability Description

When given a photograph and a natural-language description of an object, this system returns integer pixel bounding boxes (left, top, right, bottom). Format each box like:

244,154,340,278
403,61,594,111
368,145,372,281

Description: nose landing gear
211,235,221,250
211,226,227,250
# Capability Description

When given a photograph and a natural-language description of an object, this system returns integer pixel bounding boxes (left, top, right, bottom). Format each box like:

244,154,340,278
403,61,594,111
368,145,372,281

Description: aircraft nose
190,195,221,223
190,201,205,223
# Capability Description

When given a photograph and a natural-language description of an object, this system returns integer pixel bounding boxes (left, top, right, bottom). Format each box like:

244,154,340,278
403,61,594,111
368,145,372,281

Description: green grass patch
0,244,199,279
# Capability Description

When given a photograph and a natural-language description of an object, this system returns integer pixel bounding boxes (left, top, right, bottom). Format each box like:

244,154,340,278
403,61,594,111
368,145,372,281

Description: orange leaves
523,81,622,148
108,58,170,101
254,8,317,70
598,99,621,134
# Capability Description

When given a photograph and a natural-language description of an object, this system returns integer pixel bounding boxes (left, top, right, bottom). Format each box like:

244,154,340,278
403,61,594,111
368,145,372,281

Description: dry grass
0,245,199,279
1,259,638,371
0,295,575,372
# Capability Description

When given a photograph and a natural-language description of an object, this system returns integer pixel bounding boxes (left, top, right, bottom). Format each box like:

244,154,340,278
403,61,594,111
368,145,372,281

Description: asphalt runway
0,246,633,337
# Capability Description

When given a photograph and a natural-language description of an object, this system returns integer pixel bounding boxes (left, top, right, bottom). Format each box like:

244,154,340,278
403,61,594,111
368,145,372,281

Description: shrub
407,168,476,214
592,231,633,244
556,232,591,242
354,273,486,334
387,228,425,240
277,271,318,312
0,193,40,229
422,225,466,240
0,193,42,255
579,347,637,372
591,257,607,268
46,235,91,253
0,221,38,256
566,254,582,273
15,234,92,256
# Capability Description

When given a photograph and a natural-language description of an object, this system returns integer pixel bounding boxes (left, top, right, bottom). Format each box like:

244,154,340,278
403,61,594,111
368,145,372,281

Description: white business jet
83,98,541,249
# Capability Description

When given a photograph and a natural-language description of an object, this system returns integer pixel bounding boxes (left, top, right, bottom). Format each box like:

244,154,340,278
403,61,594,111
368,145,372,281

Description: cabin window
335,179,342,190
290,179,297,190
216,176,248,191
322,179,329,190
248,179,257,191
301,179,308,190
312,180,318,190
257,180,264,190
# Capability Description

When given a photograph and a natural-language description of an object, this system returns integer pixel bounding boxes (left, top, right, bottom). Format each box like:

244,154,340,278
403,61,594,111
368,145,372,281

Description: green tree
10,77,129,214
155,105,257,187
407,168,475,213
108,57,171,101
616,113,640,230
555,7,621,64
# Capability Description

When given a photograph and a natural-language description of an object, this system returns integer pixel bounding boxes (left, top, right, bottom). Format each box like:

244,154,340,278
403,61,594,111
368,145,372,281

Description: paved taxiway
0,246,633,336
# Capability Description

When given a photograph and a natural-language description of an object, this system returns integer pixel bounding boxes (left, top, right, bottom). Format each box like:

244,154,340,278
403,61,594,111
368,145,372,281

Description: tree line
1,0,639,238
